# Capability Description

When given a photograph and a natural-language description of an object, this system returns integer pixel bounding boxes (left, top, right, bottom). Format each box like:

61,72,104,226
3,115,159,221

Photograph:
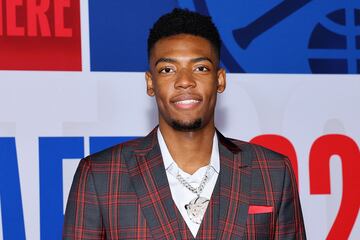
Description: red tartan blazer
63,128,306,239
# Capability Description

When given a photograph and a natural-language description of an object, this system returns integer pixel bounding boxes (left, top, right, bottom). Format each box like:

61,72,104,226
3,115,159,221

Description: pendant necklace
176,165,211,224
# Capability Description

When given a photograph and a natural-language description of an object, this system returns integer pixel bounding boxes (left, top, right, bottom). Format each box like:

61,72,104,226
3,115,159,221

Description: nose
174,68,196,89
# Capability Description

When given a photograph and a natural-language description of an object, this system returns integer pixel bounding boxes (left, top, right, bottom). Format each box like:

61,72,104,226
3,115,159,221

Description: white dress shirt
157,129,220,237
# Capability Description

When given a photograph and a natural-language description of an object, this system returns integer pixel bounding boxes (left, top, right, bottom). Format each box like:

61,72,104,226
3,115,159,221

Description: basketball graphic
308,8,360,73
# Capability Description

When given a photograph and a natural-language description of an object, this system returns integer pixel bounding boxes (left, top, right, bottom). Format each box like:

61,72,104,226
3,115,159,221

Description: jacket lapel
216,131,252,239
125,128,182,240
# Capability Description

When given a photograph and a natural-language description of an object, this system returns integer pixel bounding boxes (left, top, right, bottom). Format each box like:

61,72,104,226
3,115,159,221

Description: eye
195,66,209,72
159,67,175,74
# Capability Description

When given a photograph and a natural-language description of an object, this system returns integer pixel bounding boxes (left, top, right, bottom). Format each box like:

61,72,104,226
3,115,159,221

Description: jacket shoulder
226,137,290,164
84,136,147,164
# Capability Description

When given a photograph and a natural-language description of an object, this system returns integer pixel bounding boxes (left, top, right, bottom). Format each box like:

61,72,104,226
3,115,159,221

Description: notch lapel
125,128,181,240
216,131,252,239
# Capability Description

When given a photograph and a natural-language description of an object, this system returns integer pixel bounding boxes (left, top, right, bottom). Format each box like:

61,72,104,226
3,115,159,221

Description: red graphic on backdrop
310,135,360,240
252,134,360,238
0,0,81,70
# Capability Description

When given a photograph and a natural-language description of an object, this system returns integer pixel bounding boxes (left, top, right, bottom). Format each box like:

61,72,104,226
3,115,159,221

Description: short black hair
147,8,221,59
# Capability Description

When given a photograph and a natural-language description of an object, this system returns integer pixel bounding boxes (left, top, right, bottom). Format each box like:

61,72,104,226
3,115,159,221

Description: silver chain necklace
176,165,211,224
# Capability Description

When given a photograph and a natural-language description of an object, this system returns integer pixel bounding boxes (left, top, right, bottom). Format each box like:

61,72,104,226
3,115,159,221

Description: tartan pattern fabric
63,127,306,239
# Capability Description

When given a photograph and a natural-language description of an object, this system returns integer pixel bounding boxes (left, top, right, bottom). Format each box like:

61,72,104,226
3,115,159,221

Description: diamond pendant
185,196,210,224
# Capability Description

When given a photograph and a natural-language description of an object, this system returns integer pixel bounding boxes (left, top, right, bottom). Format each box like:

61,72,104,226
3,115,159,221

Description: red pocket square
248,205,273,214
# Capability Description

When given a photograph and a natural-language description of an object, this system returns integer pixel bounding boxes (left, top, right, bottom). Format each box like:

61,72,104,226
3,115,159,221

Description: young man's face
146,34,226,131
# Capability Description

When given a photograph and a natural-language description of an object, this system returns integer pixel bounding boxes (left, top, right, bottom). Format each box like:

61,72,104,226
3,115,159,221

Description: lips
171,94,202,109
174,99,200,105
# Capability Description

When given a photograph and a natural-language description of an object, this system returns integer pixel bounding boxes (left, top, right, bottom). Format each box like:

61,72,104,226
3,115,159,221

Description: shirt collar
157,128,220,174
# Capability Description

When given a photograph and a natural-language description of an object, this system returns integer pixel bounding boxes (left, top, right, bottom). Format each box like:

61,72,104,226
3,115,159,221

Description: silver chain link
176,165,211,196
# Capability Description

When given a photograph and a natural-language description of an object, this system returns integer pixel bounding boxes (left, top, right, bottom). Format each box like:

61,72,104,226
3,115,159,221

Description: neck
159,119,215,174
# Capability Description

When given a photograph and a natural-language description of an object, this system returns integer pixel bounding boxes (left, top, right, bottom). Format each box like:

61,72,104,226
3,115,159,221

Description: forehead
150,34,216,61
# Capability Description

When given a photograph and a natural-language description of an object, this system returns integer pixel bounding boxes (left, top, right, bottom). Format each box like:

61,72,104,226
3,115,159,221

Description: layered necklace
176,165,211,224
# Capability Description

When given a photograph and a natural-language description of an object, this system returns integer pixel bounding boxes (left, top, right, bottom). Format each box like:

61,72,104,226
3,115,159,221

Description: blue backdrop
89,0,360,73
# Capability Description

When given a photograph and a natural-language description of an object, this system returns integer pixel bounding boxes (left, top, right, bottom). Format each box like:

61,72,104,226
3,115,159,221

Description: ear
145,71,155,96
216,68,226,93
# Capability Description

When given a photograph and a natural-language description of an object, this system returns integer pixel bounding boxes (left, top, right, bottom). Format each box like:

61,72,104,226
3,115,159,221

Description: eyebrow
154,57,176,67
154,57,213,67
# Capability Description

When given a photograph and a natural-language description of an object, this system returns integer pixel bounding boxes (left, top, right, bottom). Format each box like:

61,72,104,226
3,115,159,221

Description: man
63,8,306,239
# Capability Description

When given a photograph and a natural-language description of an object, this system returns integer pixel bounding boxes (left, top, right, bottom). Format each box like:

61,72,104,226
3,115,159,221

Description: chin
170,118,203,132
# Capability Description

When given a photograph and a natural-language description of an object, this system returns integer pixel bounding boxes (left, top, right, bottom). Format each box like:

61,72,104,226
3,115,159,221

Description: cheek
154,78,174,95
154,88,172,110
202,83,218,101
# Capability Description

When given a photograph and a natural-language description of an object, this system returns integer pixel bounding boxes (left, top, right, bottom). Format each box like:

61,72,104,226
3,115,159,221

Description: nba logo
0,0,81,71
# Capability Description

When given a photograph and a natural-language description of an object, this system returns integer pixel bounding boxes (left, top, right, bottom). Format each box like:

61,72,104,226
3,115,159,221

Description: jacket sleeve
63,158,106,239
275,158,307,239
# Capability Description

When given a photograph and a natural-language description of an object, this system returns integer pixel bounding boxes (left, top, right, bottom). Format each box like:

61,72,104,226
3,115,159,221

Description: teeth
175,99,200,104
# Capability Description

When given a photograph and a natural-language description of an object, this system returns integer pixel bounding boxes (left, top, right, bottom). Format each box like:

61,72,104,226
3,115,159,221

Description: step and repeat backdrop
0,0,359,239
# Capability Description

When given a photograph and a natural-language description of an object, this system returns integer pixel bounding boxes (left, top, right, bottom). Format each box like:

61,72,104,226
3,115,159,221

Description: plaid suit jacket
63,128,306,239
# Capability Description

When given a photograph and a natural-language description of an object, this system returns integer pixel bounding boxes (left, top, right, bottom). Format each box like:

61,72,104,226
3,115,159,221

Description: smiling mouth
172,98,201,109
174,99,200,105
